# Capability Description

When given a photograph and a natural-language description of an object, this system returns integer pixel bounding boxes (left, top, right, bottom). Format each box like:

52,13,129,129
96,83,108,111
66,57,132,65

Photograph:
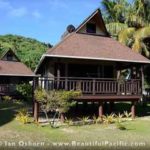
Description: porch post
141,66,144,95
34,101,39,122
99,102,103,118
65,63,68,90
33,77,39,122
131,101,136,119
56,63,60,89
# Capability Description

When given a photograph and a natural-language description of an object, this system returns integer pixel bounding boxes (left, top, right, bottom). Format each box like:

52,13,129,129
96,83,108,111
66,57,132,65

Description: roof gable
76,9,109,36
0,49,20,62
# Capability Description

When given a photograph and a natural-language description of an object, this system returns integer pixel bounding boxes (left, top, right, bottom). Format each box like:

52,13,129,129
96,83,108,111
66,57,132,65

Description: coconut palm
118,26,150,57
101,0,150,58
102,0,129,38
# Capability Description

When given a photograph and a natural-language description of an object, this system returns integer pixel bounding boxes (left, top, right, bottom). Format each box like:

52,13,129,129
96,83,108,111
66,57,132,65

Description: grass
0,101,150,150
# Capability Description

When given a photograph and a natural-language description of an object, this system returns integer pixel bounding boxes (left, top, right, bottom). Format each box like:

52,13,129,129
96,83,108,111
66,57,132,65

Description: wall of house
2,54,18,61
43,62,55,78
44,59,117,78
77,18,107,36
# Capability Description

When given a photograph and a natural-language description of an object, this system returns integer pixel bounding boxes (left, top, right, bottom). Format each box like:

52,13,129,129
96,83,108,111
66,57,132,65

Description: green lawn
0,101,150,150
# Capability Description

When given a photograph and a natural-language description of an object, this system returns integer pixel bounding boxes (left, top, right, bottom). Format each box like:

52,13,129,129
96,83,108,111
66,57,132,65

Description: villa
34,9,150,120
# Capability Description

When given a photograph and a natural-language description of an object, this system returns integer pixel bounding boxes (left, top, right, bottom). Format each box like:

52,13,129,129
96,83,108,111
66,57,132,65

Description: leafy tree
0,34,52,70
34,89,81,126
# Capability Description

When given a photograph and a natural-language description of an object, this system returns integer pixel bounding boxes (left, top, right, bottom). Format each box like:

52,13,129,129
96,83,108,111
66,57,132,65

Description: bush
34,89,81,125
65,118,73,126
102,113,115,124
16,83,32,101
2,96,12,102
78,116,90,125
92,115,102,124
16,108,30,124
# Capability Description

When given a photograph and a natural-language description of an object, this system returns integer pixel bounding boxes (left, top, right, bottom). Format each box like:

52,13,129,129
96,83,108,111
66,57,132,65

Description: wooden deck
33,77,142,122
39,77,142,100
75,95,141,102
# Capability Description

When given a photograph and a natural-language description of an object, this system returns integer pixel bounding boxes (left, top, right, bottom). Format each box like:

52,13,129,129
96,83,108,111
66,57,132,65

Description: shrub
16,108,30,124
2,96,12,102
78,116,89,125
34,89,81,124
16,83,32,101
123,111,132,118
116,113,124,123
92,115,102,124
65,118,73,126
102,113,115,124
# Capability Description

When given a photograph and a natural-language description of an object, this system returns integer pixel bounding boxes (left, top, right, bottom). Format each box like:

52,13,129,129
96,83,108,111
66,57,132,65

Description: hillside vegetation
0,34,52,70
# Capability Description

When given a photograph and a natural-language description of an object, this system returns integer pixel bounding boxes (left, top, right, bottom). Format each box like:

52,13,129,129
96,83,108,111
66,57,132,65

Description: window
6,53,13,61
86,23,96,33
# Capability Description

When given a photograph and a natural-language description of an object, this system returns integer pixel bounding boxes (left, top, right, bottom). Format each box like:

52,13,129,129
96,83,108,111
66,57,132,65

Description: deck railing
39,77,142,96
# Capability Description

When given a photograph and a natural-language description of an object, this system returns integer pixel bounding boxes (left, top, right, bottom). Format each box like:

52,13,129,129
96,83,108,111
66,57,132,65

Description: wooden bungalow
0,49,35,98
35,9,150,120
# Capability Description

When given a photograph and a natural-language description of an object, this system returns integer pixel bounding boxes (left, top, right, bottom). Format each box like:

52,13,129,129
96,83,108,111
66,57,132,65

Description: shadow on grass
115,102,150,117
0,102,23,127
66,101,150,119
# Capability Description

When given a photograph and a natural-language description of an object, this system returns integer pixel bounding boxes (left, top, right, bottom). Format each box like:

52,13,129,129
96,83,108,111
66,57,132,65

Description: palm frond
118,27,135,45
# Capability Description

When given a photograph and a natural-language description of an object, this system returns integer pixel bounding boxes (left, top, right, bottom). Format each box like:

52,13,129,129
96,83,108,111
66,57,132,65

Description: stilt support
131,101,136,119
99,102,103,118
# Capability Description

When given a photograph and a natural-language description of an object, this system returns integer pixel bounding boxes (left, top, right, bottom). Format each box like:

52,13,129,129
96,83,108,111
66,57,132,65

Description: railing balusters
37,77,141,96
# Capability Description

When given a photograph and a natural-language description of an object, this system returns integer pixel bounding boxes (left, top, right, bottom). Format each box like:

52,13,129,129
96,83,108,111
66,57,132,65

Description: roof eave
44,54,150,64
0,74,36,77
34,54,46,74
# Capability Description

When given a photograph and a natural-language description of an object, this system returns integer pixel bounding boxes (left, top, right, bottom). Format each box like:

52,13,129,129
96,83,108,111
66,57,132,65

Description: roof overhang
0,74,36,77
35,54,150,74
43,54,150,64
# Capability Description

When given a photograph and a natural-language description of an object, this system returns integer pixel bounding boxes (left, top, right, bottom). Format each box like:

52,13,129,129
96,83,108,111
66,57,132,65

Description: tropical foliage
34,89,81,125
101,0,150,86
16,83,33,101
101,0,150,58
16,108,30,124
0,34,52,70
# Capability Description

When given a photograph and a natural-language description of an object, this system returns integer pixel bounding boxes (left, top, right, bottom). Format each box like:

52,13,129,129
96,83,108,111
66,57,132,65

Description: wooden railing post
93,79,96,95
33,77,39,122
117,80,120,95
65,78,68,90
125,80,127,95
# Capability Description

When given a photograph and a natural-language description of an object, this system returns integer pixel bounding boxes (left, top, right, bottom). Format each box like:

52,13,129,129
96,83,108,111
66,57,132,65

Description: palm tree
101,0,150,58
101,0,129,38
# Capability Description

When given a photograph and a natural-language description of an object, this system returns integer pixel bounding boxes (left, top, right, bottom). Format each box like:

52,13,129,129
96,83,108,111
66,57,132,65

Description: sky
0,0,134,45
0,0,101,45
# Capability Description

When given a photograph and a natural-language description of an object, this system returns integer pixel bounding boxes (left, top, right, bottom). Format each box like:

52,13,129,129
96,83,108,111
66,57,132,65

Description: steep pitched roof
0,49,20,61
75,8,109,36
46,33,150,63
0,49,35,77
0,60,35,76
35,8,150,73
